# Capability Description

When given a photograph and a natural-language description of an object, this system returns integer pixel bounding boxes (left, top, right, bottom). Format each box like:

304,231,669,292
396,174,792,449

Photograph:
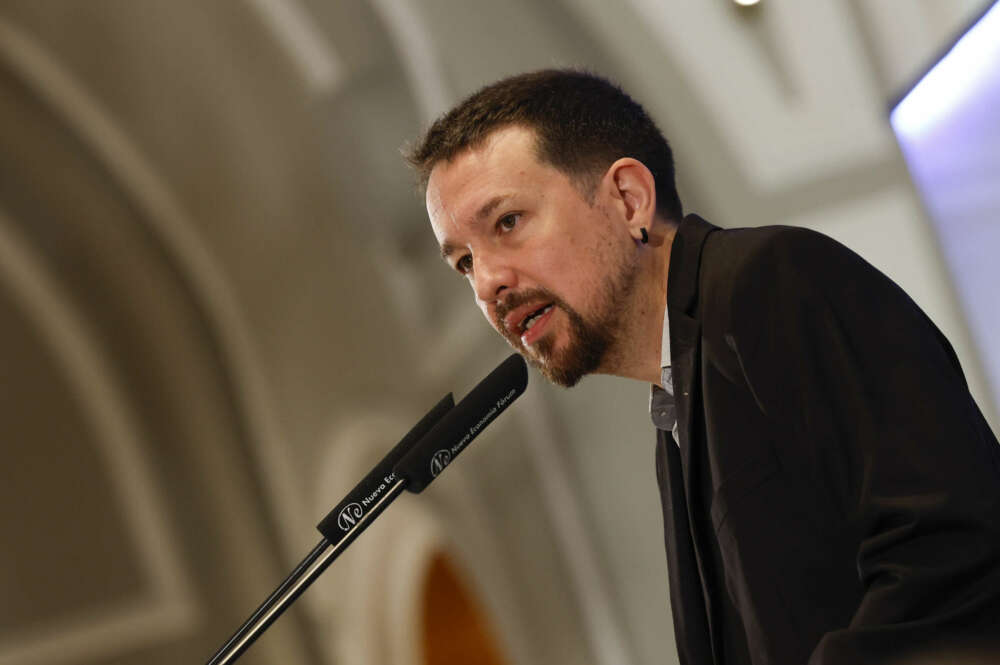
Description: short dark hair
406,69,682,222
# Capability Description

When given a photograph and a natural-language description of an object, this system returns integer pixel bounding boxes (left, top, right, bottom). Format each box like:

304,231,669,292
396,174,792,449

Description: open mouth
519,304,553,333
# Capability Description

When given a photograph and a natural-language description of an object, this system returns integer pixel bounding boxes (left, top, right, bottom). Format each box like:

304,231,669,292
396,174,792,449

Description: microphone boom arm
206,478,408,665
204,354,528,665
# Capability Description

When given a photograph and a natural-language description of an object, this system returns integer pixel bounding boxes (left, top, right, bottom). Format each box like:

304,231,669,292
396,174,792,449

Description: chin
542,365,589,388
525,337,600,388
500,302,612,388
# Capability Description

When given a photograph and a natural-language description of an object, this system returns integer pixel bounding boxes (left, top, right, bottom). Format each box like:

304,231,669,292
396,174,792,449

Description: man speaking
406,69,1000,665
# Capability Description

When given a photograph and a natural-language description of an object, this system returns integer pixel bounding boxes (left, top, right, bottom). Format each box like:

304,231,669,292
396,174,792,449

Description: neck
598,222,677,385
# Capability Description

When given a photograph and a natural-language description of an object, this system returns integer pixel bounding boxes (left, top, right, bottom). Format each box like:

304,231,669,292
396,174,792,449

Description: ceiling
0,2,993,664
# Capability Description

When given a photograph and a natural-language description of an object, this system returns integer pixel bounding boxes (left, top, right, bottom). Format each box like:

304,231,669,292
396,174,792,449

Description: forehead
425,126,548,239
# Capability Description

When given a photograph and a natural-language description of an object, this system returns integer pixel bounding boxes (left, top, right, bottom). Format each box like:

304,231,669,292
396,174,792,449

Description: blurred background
1,1,997,664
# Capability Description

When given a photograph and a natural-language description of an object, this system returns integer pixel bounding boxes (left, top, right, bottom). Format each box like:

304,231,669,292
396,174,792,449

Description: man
406,70,1000,664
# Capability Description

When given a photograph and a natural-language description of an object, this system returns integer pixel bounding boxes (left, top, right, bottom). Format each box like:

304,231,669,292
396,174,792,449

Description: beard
494,257,639,387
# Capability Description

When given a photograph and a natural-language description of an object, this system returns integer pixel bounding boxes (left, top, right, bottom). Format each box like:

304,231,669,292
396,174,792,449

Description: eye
497,213,520,232
455,254,473,275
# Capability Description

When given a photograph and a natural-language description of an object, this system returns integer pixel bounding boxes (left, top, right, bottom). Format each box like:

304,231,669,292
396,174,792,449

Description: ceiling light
891,1,1000,139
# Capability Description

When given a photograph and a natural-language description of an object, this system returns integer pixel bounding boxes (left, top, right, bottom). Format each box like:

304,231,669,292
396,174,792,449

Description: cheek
538,244,600,293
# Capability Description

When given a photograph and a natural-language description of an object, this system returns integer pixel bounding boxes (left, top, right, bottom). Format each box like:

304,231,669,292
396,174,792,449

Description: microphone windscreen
316,392,454,541
394,354,528,493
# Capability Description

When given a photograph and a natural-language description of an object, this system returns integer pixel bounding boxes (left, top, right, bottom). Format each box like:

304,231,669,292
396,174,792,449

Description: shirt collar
650,304,677,433
660,302,671,369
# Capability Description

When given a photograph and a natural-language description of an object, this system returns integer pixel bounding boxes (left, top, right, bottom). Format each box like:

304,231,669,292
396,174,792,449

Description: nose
472,249,517,304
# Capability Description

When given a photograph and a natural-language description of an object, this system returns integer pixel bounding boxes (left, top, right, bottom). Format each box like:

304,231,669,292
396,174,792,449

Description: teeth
522,305,553,332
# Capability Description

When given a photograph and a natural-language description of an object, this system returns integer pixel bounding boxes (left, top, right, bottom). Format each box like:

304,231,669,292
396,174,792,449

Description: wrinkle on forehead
425,179,464,249
425,184,455,230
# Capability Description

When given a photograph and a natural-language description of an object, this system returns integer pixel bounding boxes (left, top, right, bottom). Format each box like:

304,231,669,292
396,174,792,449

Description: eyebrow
476,194,510,221
439,194,512,261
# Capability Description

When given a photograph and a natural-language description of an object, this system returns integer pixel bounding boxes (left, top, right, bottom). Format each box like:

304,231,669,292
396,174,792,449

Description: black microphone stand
207,477,408,665
205,354,528,665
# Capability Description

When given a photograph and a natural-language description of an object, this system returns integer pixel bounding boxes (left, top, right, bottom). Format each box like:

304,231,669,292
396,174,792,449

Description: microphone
316,391,455,540
206,354,528,665
395,352,528,492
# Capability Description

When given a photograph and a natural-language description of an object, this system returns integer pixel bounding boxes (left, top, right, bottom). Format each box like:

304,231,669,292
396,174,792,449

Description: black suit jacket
656,215,1000,665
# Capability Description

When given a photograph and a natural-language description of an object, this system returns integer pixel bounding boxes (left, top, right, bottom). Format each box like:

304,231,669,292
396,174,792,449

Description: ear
604,158,657,244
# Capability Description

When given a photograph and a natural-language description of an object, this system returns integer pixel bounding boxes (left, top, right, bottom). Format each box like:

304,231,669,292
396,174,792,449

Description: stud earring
640,227,649,244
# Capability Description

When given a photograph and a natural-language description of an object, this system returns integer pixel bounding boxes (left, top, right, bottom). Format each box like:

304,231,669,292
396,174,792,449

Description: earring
640,227,649,244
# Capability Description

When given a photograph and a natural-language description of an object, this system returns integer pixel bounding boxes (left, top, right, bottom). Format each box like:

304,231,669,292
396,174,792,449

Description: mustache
494,288,564,334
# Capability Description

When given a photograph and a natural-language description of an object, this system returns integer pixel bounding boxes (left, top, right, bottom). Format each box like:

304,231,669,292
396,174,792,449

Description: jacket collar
663,213,717,458
665,214,717,435
667,214,718,317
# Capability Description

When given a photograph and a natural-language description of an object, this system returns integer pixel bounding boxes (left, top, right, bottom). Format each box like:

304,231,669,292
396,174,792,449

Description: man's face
426,126,639,386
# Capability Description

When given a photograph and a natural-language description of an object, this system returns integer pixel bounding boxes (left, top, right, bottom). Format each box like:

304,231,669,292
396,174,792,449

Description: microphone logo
429,450,452,478
337,503,364,531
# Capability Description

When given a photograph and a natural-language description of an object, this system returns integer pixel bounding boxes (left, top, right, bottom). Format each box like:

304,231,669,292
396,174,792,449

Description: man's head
408,70,680,386
408,69,681,222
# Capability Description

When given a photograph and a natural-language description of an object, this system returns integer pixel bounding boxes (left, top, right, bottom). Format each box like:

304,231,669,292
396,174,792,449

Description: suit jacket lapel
664,215,719,662
671,314,701,485
667,214,715,468
657,430,713,665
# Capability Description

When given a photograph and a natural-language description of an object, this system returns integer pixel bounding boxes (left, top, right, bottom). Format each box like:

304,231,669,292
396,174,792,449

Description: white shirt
649,304,679,443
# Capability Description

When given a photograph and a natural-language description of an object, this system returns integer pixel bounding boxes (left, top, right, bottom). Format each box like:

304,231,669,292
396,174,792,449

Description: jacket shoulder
698,224,841,317
704,224,855,283
696,224,869,381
